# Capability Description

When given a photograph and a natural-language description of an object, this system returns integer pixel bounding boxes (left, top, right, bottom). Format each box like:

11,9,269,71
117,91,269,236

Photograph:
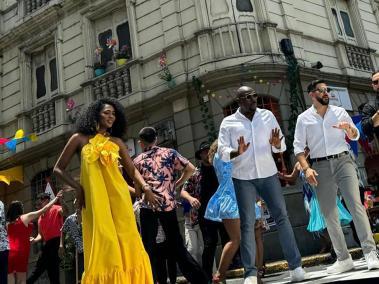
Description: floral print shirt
182,168,201,226
0,201,9,251
61,213,83,253
133,146,189,212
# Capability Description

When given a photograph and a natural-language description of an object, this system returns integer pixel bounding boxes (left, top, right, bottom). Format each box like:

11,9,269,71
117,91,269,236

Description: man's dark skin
230,86,283,159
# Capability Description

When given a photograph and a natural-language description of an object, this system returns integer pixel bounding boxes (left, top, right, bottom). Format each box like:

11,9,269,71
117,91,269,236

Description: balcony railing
91,64,132,100
197,21,263,61
24,0,51,16
345,44,374,71
30,98,56,134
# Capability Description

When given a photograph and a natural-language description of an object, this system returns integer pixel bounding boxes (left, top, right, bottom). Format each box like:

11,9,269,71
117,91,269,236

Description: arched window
30,169,57,207
222,95,282,123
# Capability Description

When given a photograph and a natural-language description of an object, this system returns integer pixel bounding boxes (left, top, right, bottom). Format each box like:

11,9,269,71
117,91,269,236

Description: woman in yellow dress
54,98,159,283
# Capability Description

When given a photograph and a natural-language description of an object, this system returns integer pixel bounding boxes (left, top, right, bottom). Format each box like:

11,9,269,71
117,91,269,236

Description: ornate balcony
196,21,264,62
86,64,132,101
345,44,374,71
30,99,56,134
23,0,52,16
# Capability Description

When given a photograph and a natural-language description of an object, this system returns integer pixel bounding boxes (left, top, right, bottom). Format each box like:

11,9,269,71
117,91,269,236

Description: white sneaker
290,267,306,282
326,255,354,274
244,275,257,284
364,250,379,270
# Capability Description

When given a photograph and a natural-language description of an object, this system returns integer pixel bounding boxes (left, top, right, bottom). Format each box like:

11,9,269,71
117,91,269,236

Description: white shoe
244,275,257,284
290,267,306,282
326,255,354,274
365,250,379,270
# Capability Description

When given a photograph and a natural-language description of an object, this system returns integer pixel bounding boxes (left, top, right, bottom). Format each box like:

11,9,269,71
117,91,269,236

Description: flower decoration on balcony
158,52,175,88
0,129,38,153
66,98,82,124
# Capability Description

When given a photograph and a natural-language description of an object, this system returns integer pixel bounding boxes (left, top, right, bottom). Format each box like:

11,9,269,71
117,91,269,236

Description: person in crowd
0,200,9,284
26,192,63,284
53,98,156,283
181,141,228,281
218,86,305,284
294,79,379,274
59,199,84,282
361,70,379,141
203,139,240,283
134,199,177,284
134,126,208,284
7,192,62,284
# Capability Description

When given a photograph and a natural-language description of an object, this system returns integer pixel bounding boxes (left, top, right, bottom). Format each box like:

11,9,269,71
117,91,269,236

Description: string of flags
0,129,38,153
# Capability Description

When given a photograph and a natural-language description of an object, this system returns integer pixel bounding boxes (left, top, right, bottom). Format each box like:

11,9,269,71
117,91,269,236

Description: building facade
1,0,379,273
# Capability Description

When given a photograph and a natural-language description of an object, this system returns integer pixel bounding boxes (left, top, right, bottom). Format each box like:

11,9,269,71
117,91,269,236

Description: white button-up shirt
218,108,286,180
293,105,359,159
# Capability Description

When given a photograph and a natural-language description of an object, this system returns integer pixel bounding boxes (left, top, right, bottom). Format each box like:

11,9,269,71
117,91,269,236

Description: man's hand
143,186,162,210
237,136,250,155
332,121,357,139
373,110,379,127
189,197,201,209
269,128,283,149
305,168,319,186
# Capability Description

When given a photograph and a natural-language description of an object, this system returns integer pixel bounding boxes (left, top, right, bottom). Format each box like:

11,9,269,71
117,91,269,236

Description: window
331,8,342,36
94,9,132,68
30,169,57,208
32,44,58,101
236,0,253,12
340,11,354,37
330,1,356,42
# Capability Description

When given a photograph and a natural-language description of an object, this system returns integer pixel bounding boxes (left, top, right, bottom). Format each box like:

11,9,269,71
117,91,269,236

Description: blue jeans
233,174,301,278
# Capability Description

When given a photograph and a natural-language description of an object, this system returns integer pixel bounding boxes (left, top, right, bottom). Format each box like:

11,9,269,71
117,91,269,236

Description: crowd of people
0,71,378,284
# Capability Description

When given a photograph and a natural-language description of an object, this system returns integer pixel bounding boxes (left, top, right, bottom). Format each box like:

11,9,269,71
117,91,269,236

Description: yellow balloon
14,129,25,139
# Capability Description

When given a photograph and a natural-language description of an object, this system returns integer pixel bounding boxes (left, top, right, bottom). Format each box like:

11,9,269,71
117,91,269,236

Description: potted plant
94,47,106,77
114,44,131,66
158,52,175,88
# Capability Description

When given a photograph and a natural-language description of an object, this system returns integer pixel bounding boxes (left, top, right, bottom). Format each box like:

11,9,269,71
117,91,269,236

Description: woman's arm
53,134,84,209
20,191,63,226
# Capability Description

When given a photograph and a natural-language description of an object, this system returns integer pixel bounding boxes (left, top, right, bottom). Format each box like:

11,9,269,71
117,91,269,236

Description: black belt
311,151,349,163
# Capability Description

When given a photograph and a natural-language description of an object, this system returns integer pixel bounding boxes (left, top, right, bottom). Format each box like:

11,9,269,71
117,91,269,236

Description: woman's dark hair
76,98,127,138
6,201,24,222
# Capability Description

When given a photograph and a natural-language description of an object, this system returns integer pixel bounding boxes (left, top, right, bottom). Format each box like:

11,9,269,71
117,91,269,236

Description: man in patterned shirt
0,200,9,284
134,127,208,284
59,201,83,280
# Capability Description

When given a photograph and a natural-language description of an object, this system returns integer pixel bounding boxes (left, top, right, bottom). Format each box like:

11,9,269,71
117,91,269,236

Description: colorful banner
0,166,23,185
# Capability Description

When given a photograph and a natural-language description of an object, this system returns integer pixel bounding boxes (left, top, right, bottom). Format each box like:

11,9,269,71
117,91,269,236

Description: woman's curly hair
76,98,127,138
208,139,218,165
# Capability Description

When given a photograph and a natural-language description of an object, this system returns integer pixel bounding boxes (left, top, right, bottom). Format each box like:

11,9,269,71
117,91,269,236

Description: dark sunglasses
313,87,331,94
239,93,258,100
372,80,379,85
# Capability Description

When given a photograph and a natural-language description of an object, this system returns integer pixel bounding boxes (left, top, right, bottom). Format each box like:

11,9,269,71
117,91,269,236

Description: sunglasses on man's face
313,87,331,94
239,93,258,100
372,80,379,85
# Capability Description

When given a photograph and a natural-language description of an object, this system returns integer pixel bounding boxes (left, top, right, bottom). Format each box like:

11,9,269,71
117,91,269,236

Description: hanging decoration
0,129,38,153
158,52,176,88
66,98,82,124
282,54,307,153
0,166,23,185
192,76,217,142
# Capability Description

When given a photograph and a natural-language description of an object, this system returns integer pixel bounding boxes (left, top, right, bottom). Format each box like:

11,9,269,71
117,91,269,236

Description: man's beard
316,95,329,106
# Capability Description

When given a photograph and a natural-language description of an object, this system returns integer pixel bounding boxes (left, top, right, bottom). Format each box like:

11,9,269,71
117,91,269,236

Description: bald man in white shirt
294,79,379,275
218,86,305,284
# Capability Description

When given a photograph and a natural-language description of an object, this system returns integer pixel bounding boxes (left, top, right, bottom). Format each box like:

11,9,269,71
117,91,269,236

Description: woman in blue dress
204,139,240,283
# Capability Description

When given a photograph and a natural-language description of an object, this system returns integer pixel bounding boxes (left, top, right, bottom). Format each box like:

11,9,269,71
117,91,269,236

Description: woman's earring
96,122,100,132
108,127,113,135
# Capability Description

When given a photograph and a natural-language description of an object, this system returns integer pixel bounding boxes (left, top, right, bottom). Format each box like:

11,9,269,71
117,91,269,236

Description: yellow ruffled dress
80,133,153,284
